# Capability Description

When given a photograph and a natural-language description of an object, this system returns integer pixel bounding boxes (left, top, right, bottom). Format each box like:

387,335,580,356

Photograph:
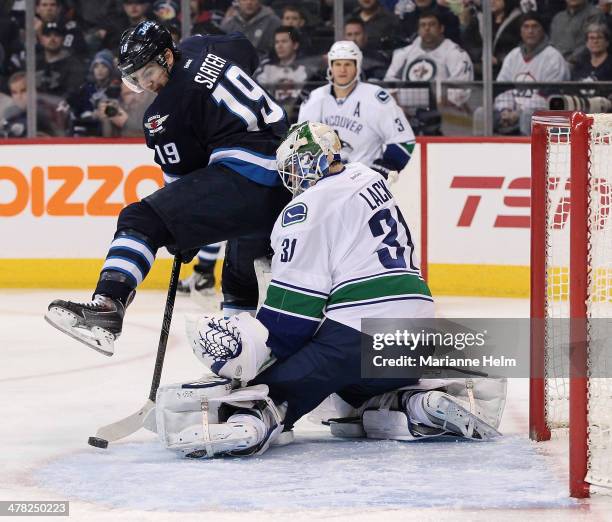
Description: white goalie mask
327,40,362,88
276,121,342,197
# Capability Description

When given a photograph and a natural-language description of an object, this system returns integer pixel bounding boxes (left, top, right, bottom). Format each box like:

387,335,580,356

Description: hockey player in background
298,40,416,183
153,122,504,459
45,21,291,356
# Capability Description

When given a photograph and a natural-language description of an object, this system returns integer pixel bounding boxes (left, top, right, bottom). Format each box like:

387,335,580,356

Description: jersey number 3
368,206,417,270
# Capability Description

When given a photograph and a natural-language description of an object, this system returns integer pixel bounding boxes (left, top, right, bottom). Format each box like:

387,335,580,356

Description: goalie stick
88,254,181,448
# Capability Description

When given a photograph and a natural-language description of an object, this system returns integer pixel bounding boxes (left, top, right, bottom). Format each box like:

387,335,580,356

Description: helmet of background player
118,20,178,93
276,121,342,197
326,40,362,89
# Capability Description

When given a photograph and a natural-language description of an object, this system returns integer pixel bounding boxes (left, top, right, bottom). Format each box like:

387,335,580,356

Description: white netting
544,114,612,492
585,114,612,490
544,124,571,431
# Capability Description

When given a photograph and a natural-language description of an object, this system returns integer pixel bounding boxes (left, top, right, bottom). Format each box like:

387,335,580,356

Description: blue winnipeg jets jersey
143,33,288,186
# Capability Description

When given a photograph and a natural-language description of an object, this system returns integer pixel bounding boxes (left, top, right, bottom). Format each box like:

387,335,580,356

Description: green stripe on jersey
329,274,431,306
264,284,327,319
402,142,415,156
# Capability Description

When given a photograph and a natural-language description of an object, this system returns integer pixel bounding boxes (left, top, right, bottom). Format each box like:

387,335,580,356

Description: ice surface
1,291,609,521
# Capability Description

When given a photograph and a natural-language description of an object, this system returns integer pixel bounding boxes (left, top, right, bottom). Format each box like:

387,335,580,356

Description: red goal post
530,111,612,498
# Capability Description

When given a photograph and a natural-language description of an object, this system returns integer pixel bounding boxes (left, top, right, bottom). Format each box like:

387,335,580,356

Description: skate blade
431,395,502,441
45,307,115,356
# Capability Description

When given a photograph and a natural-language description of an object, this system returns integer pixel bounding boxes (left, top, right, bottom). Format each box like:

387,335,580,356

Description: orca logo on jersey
282,202,308,227
194,53,227,89
376,90,390,104
145,114,169,135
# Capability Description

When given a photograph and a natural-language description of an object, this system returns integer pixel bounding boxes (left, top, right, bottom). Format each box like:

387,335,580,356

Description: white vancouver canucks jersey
297,81,415,166
256,162,434,358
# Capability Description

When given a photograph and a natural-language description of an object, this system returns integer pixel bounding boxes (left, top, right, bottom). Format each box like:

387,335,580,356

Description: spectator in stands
344,17,390,79
494,13,569,136
153,0,179,23
98,0,152,51
599,0,612,33
34,0,88,60
0,12,21,80
1,71,55,137
550,0,605,65
1,71,27,138
385,8,474,131
66,49,125,136
460,0,522,78
36,21,86,99
221,0,281,58
190,0,225,35
282,4,307,29
254,26,318,121
348,0,399,50
572,22,612,80
281,5,314,54
396,0,461,44
520,0,569,28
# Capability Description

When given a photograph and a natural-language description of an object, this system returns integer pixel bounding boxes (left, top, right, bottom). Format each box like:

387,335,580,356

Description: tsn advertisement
1,139,536,295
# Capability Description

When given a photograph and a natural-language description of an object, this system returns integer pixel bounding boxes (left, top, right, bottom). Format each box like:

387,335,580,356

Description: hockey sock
94,231,157,305
194,243,222,272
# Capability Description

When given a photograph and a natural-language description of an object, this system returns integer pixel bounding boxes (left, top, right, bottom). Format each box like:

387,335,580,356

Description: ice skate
45,294,126,356
178,267,216,306
414,391,502,441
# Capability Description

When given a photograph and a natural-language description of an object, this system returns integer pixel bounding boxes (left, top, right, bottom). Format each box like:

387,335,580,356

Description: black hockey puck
88,436,109,449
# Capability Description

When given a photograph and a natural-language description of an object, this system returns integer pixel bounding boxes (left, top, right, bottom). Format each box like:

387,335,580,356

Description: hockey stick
88,254,182,448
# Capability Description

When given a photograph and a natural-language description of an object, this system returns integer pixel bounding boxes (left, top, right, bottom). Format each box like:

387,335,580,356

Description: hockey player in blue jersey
45,21,291,356
152,122,505,459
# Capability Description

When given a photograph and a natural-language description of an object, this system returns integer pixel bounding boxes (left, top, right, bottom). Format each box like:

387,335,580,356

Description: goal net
530,111,612,498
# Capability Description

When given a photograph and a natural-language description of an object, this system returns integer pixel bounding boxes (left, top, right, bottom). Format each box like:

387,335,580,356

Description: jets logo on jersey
282,203,308,227
376,90,391,103
145,114,169,135
406,58,437,81
513,72,537,99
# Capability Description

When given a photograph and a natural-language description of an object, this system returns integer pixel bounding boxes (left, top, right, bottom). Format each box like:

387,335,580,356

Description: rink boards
0,137,532,295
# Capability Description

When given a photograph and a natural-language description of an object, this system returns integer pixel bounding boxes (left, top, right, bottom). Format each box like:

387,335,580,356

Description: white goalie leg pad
185,312,275,384
337,378,506,441
407,390,502,441
157,380,285,458
254,256,272,310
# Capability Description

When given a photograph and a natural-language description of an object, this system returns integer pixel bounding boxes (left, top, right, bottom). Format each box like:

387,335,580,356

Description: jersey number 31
368,206,417,270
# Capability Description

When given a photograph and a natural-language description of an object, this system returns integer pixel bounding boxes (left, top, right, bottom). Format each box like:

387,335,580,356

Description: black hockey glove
167,245,199,264
371,160,399,183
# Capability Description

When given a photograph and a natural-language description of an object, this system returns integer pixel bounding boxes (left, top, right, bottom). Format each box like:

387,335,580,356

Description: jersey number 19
212,65,284,132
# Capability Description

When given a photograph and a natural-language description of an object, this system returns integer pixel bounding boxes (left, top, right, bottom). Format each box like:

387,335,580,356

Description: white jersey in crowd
384,37,474,107
494,44,569,111
297,81,415,166
260,162,434,335
255,61,309,101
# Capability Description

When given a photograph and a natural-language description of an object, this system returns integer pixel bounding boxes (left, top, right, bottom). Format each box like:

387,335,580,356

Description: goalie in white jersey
155,122,504,459
298,40,415,182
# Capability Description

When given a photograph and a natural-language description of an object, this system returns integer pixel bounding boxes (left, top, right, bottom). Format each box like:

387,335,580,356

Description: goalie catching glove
185,312,276,384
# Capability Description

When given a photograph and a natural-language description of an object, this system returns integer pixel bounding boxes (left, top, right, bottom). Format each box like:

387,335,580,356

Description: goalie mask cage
530,111,612,498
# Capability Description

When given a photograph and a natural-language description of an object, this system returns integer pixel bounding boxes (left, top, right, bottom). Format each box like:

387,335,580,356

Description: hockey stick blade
89,255,181,447
93,399,155,442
